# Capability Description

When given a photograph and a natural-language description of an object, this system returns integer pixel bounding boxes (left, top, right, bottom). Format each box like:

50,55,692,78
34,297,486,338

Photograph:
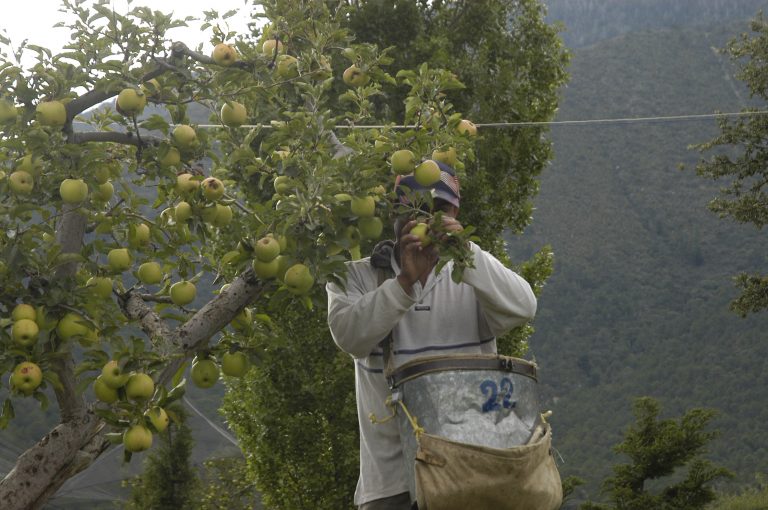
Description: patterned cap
394,160,461,209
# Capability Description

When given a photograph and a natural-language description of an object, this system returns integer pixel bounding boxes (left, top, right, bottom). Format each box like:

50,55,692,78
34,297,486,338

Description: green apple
358,216,384,240
174,201,192,222
93,376,119,403
414,160,441,187
191,358,220,389
457,119,478,137
0,98,17,123
59,178,88,203
36,100,67,127
252,257,279,279
10,362,43,394
201,177,225,201
123,424,153,452
172,125,197,150
128,223,151,247
159,147,181,168
116,88,147,115
391,149,416,175
145,406,169,433
350,196,376,217
221,101,247,127
213,204,233,227
107,248,132,272
343,65,369,87
334,193,353,203
254,236,281,262
17,155,42,177
274,255,294,282
275,55,299,78
221,351,249,377
199,205,219,224
125,372,155,400
56,312,89,341
9,170,34,194
93,166,110,184
230,308,252,331
431,146,457,167
284,263,314,295
262,38,284,56
410,222,431,246
170,281,196,306
92,181,114,202
273,175,293,194
101,360,128,389
137,261,163,285
86,276,113,299
12,319,39,347
175,173,199,194
11,304,36,322
212,43,237,66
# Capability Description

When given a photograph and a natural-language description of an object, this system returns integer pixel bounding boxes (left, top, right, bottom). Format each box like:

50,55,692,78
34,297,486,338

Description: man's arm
326,266,416,359
461,242,537,335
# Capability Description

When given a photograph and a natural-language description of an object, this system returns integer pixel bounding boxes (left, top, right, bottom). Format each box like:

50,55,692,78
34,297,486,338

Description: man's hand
397,219,438,293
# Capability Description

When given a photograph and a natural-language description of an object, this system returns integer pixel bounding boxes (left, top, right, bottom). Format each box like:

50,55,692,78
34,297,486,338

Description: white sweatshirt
326,242,537,505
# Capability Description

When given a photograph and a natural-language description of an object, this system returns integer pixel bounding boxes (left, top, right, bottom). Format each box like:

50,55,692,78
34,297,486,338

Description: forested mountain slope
509,20,768,500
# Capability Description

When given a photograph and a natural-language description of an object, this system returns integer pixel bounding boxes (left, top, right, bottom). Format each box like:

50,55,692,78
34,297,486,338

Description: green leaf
171,361,188,388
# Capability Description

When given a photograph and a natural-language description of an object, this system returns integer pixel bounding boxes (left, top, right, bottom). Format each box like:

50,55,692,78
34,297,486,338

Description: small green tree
198,456,262,510
692,12,768,316
124,406,199,510
581,397,732,510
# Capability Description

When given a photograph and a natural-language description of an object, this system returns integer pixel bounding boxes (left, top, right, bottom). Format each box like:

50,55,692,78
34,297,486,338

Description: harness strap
389,355,538,389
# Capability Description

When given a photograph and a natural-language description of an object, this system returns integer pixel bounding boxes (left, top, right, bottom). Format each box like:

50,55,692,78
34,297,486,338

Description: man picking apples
326,162,537,510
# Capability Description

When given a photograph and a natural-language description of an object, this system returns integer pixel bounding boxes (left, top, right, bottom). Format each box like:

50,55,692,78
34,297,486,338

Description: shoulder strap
375,268,397,380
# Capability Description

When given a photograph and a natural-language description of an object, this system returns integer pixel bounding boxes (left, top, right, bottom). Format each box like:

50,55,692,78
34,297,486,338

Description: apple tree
0,0,554,508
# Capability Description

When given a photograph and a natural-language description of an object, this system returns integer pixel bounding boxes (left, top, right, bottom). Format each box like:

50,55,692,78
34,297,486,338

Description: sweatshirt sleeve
461,242,537,336
326,265,416,359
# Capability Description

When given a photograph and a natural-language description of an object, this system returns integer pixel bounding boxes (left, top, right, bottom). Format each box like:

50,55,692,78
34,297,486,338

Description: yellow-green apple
92,181,114,202
116,88,147,115
12,319,39,347
11,304,36,322
86,276,113,299
230,308,252,331
391,149,416,175
36,100,67,127
221,101,247,127
0,98,17,123
275,55,299,78
123,424,153,452
414,160,441,186
93,375,119,403
284,263,314,295
93,166,110,184
145,407,169,433
457,119,477,136
125,372,154,401
431,146,457,166
273,175,293,194
175,173,199,194
212,43,237,66
334,192,353,203
350,196,376,217
107,248,132,272
174,201,192,221
410,222,431,246
252,257,279,279
101,360,128,389
137,261,163,285
221,351,249,377
56,312,91,341
10,362,43,394
191,358,220,388
358,216,384,240
170,281,196,306
199,205,219,224
159,147,181,168
343,65,369,87
213,204,233,227
262,38,284,56
254,236,281,262
172,125,197,150
201,177,225,201
9,170,34,194
128,223,151,247
17,154,43,177
59,178,88,203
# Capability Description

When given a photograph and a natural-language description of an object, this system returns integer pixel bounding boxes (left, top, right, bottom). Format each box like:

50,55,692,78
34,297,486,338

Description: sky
0,0,257,57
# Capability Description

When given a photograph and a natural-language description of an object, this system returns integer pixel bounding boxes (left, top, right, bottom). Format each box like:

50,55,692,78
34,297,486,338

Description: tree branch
70,131,164,147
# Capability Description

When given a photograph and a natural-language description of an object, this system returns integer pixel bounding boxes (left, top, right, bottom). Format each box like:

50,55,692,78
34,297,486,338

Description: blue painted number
480,377,516,413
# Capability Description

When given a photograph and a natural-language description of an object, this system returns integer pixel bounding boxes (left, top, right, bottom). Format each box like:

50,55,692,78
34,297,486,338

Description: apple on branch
212,43,238,66
10,362,43,395
36,100,67,127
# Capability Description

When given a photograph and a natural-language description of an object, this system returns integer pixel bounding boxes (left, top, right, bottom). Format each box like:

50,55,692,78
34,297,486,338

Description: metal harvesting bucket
389,354,541,502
